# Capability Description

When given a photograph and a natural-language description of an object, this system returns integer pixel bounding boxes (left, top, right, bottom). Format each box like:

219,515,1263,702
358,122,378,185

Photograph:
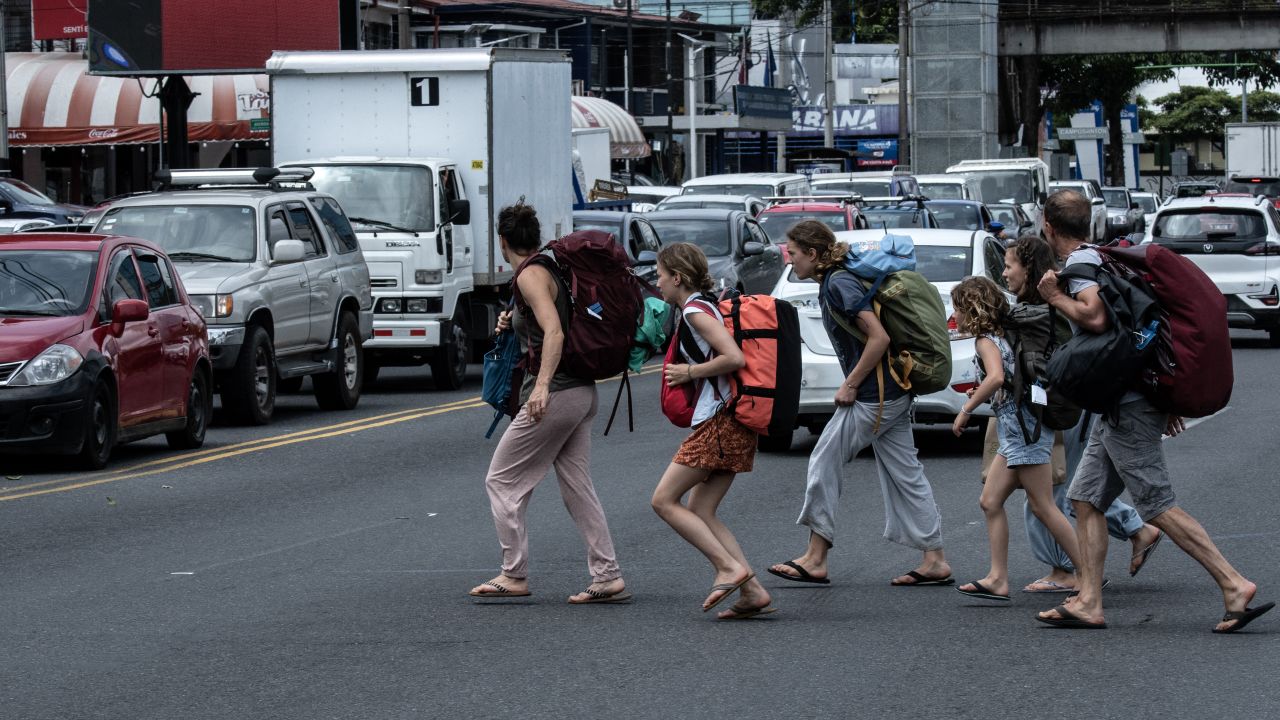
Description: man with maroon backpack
1034,190,1272,632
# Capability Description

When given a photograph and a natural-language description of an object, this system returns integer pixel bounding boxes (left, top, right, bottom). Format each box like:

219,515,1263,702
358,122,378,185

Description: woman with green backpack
767,221,952,588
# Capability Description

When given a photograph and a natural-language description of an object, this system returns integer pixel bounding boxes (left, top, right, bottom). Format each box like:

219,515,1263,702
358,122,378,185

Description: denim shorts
993,401,1054,467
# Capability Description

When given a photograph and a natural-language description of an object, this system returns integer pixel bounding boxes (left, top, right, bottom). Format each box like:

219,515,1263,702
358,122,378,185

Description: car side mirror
742,241,765,257
110,298,149,336
635,250,657,266
448,198,471,226
272,239,305,264
1092,197,1105,206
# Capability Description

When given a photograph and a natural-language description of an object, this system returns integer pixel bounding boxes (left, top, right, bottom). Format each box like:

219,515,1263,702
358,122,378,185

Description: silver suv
1147,193,1280,346
93,168,373,424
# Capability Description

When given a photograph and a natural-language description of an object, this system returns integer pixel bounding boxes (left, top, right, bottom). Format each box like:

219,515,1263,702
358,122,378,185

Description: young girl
950,275,1082,602
651,242,774,619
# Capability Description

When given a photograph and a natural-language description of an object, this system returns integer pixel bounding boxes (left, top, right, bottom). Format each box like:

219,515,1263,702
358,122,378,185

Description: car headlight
9,344,84,386
378,298,403,313
191,294,233,318
406,298,433,313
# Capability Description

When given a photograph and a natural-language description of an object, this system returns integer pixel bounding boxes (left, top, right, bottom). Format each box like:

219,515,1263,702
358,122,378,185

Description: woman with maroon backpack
468,203,631,605
651,242,775,619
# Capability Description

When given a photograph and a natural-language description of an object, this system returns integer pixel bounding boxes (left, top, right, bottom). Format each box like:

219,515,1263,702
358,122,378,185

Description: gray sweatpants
796,396,944,551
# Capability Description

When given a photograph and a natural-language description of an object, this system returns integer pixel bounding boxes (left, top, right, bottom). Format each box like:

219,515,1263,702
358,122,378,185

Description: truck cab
946,158,1050,232
283,158,473,388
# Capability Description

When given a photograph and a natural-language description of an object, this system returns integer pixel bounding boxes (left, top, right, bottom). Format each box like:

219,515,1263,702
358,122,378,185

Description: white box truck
267,48,573,390
1225,123,1280,201
946,158,1050,232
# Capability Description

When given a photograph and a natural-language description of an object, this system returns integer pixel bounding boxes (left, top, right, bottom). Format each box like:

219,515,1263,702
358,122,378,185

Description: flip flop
1022,579,1076,594
1130,530,1165,577
767,560,831,585
469,581,531,598
957,580,1011,602
718,603,779,620
1212,601,1276,634
1036,604,1107,629
702,573,755,612
891,570,956,587
567,588,633,605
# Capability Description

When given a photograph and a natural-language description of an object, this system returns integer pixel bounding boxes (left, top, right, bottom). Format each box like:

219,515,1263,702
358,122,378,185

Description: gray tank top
512,266,593,403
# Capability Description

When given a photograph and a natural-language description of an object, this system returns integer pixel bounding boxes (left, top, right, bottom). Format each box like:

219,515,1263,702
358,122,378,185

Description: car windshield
787,246,970,284
0,250,97,316
1176,184,1217,198
645,218,731,256
98,205,257,262
306,165,435,231
1103,189,1129,209
1154,210,1268,241
1223,179,1280,197
926,203,982,231
919,182,962,199
971,170,1033,204
1133,195,1158,213
758,212,847,239
813,180,890,198
662,199,743,211
863,208,927,229
573,220,621,236
2,179,58,206
990,206,1019,226
684,184,773,197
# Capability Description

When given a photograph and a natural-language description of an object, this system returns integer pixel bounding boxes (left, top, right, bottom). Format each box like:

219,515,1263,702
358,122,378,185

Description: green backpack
827,268,953,399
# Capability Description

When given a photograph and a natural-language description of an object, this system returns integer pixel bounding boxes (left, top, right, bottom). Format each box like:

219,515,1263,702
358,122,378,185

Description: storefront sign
734,86,793,121
792,105,898,137
855,139,898,168
33,0,87,41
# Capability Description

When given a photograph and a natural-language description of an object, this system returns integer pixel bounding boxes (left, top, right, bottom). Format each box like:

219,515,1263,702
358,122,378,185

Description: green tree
752,0,897,44
1145,86,1237,144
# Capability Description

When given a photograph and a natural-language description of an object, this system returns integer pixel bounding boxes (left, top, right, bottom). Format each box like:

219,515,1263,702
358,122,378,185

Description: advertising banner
33,0,88,40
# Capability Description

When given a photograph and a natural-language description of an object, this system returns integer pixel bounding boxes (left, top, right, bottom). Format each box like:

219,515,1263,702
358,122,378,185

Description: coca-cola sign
88,128,120,140
33,0,87,41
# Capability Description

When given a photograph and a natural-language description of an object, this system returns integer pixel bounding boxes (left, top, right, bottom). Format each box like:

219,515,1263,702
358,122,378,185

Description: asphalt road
2,334,1278,719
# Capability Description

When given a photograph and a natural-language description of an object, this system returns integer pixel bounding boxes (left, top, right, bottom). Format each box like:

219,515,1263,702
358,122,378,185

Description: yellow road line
0,365,662,502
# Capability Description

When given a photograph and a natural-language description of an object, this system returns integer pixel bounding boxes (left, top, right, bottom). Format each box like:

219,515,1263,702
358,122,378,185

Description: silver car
93,168,374,425
645,208,783,295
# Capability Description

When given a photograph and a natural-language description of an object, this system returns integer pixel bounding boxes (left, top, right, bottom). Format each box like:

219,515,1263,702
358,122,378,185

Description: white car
681,172,812,199
655,193,767,216
1145,193,1280,346
1049,180,1107,242
916,173,981,202
1131,191,1159,232
766,228,1011,451
627,185,681,213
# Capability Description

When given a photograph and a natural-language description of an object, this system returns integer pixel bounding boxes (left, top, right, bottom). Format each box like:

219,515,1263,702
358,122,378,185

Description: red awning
5,52,269,147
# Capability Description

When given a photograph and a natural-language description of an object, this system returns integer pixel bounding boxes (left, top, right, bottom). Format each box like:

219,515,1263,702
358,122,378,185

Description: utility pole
823,0,834,149
665,0,674,182
897,0,909,166
1243,77,1249,123
776,21,789,172
0,0,8,172
688,41,697,178
625,0,633,111
398,0,412,49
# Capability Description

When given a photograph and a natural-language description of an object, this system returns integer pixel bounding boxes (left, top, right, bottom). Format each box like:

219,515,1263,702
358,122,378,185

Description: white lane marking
170,572,194,575
185,519,404,574
1162,406,1231,440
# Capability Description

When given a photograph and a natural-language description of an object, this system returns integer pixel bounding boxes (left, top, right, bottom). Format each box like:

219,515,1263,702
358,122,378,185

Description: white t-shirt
681,299,732,426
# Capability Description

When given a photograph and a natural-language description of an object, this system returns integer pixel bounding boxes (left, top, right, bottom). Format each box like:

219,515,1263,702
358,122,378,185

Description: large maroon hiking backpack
512,229,646,382
1099,243,1233,417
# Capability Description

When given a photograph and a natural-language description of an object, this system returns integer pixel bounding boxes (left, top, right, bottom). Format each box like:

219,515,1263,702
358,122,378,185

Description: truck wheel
221,325,276,425
430,321,468,390
77,380,116,470
314,312,363,411
757,428,794,453
166,368,210,450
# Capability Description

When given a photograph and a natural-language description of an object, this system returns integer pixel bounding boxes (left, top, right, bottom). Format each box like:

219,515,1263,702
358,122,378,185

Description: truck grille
371,277,398,289
0,361,23,385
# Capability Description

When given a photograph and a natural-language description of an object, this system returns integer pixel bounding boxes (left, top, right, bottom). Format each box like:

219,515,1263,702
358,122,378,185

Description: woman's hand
834,384,857,407
526,383,550,422
952,410,970,437
665,363,693,387
966,387,977,398
495,310,512,334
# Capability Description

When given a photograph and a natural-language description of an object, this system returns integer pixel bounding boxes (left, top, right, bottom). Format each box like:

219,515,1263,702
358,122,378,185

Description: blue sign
855,138,898,168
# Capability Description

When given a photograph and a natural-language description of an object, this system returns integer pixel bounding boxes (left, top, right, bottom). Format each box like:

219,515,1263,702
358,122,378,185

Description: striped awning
5,52,269,148
570,95,650,159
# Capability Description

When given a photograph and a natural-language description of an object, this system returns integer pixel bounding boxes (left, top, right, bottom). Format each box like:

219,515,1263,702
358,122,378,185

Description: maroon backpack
512,230,645,382
1099,243,1233,417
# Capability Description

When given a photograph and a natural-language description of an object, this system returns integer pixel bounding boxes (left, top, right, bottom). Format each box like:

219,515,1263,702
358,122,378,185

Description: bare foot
768,557,827,582
1217,580,1259,632
469,574,528,596
891,560,952,586
959,576,1009,597
567,578,627,604
702,567,752,610
717,592,774,619
1129,525,1163,575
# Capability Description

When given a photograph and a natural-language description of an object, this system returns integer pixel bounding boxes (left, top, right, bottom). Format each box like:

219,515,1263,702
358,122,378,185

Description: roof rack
154,167,316,191
763,194,863,207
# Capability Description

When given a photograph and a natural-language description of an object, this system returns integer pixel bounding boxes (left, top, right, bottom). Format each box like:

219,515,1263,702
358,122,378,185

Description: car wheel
430,320,468,390
166,368,210,450
277,377,304,394
757,428,794,453
77,381,116,470
221,325,276,425
314,312,363,411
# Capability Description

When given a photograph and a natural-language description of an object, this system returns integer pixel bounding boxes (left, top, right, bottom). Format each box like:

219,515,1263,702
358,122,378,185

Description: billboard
33,0,88,41
87,0,344,75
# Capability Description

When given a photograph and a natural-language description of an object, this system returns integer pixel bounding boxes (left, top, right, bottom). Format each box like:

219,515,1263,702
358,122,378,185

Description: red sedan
756,200,869,261
0,234,210,468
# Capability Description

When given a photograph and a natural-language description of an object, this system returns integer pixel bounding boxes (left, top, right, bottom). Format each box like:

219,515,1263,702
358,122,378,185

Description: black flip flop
1036,604,1107,629
1130,530,1165,577
891,570,955,587
957,580,1011,602
767,560,831,585
1212,601,1276,634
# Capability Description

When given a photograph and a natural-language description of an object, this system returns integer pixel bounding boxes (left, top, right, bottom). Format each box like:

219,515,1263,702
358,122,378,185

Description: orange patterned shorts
672,411,758,474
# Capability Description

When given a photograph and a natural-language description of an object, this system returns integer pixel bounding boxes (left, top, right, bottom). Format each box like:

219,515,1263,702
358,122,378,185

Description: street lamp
677,33,710,179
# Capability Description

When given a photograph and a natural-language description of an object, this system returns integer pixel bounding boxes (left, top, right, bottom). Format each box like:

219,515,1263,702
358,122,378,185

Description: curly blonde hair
950,276,1008,337
786,220,848,275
